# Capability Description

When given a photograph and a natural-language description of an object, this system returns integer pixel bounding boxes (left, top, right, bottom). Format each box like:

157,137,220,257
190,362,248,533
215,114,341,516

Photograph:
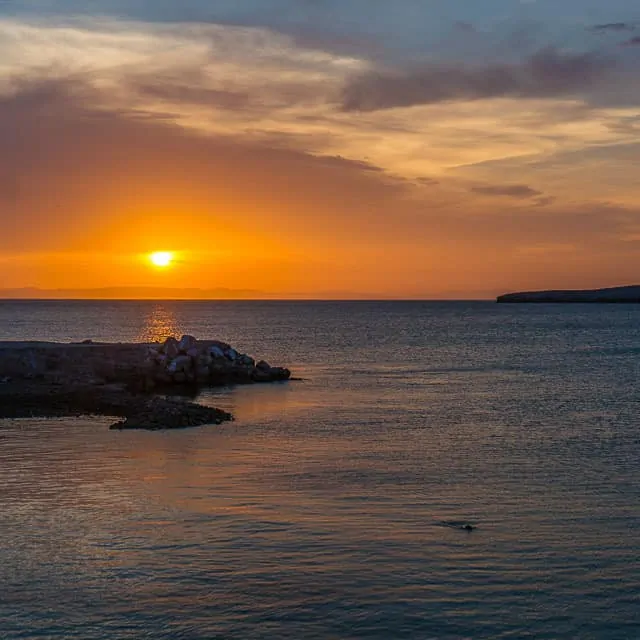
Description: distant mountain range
0,286,503,300
0,287,268,300
0,286,390,300
497,285,640,303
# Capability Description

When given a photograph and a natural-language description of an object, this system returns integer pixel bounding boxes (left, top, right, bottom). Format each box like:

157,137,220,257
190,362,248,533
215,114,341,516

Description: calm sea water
1,301,639,639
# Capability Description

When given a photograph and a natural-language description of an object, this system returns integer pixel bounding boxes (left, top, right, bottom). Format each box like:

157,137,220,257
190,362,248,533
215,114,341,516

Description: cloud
341,47,616,111
470,183,542,198
305,154,383,172
2,16,638,184
132,79,253,110
0,74,408,251
588,23,636,33
4,71,640,296
622,36,640,47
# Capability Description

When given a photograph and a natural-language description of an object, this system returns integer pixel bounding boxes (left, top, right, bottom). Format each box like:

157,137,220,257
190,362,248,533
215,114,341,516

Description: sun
149,251,174,268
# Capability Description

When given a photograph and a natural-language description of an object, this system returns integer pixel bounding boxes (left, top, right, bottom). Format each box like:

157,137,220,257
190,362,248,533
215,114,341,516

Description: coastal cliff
497,285,640,303
0,335,291,429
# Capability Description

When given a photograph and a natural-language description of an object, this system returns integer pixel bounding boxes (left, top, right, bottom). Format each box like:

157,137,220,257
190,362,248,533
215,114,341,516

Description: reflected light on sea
137,304,183,343
199,381,316,423
1,301,640,639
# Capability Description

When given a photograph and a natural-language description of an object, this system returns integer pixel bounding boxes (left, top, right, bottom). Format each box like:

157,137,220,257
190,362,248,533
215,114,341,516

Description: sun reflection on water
137,304,183,343
199,382,309,422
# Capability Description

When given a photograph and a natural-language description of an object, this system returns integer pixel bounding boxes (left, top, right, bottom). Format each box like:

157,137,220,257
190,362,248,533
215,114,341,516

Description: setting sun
149,251,174,268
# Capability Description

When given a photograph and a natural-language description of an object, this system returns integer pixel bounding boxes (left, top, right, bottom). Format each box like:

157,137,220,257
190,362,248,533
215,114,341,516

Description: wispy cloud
2,11,640,294
341,48,616,111
470,184,542,199
588,22,636,33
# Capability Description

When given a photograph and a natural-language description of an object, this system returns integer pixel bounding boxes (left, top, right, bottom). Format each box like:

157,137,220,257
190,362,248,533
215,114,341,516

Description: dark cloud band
341,48,616,111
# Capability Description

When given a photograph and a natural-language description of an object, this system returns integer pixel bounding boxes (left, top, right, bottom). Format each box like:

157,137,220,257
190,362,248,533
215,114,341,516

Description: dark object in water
439,520,476,532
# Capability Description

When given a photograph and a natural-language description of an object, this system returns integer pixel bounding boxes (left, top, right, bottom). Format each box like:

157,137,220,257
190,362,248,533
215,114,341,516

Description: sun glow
149,251,174,268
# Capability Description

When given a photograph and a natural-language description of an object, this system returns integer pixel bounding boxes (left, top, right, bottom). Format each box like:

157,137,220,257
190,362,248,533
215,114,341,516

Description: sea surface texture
1,301,639,639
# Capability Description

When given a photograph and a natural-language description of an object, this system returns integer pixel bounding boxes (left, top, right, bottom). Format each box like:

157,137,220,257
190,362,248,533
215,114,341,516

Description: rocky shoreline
0,335,291,430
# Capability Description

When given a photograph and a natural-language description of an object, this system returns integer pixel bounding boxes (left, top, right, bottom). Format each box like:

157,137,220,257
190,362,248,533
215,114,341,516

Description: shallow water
1,301,639,638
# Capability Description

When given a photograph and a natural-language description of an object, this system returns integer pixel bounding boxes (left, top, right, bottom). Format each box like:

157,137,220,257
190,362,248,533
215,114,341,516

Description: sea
0,300,638,640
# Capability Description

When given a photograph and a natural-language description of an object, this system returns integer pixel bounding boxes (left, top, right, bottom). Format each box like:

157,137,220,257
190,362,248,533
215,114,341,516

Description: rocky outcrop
0,335,291,391
0,336,291,429
144,336,291,388
0,382,232,430
497,285,640,303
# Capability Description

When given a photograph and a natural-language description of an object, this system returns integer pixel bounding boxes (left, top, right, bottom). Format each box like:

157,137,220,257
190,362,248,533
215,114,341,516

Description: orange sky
1,11,639,298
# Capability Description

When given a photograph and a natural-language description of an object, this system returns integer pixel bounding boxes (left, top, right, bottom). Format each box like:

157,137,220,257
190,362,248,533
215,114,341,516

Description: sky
0,0,639,298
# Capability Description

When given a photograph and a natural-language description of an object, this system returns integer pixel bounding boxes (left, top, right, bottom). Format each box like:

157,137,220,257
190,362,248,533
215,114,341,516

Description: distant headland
497,285,640,303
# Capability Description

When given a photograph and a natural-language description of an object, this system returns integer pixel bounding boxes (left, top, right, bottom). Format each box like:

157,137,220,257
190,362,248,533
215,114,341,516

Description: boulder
199,354,213,367
225,348,238,361
154,370,172,385
251,365,290,382
186,347,199,358
256,360,272,372
196,366,210,382
271,367,291,381
251,369,272,382
209,345,225,359
167,355,192,373
163,337,180,359
240,354,255,367
178,335,197,353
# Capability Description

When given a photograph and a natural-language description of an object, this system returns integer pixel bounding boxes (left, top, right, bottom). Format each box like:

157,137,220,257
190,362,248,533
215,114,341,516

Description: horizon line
0,297,494,302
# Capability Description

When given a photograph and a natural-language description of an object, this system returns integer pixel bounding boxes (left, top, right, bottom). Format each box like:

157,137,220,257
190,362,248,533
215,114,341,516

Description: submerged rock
439,520,477,532
109,397,233,430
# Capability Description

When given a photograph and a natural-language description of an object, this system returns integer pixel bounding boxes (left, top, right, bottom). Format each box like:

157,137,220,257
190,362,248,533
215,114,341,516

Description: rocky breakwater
145,335,291,389
0,335,291,430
